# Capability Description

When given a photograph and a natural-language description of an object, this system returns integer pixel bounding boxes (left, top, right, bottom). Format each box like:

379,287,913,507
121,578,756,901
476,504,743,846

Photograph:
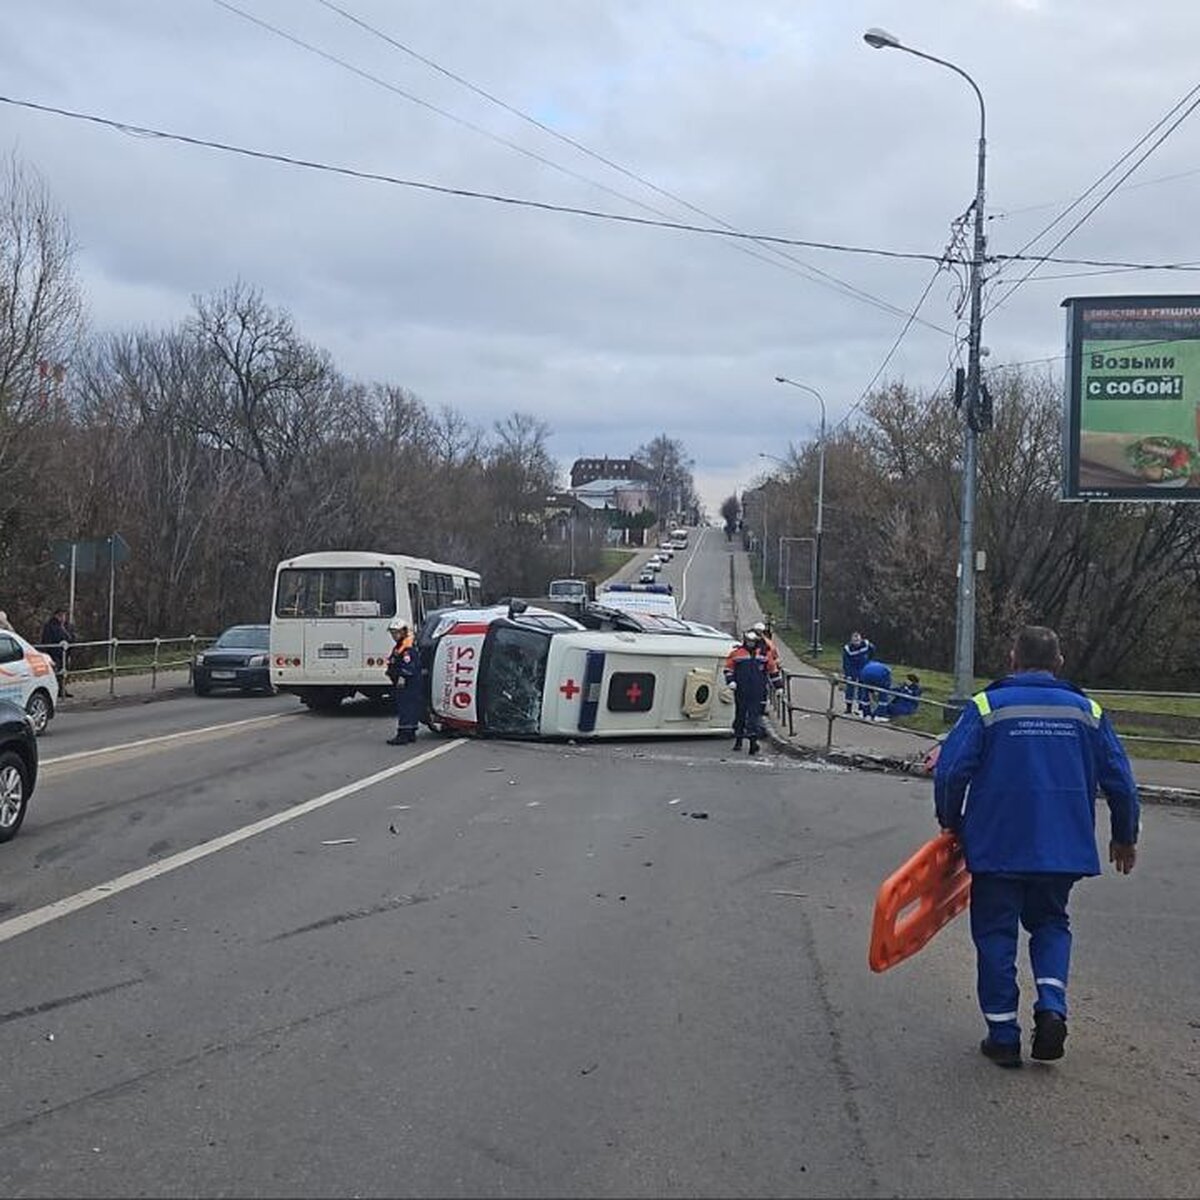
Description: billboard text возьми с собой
1063,295,1200,500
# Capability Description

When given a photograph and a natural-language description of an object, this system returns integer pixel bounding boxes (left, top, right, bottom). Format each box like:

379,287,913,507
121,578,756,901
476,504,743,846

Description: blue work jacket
842,640,873,680
934,672,1139,875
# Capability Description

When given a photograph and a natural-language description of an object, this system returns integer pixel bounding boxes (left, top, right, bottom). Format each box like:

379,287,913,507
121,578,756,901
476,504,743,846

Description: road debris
320,838,357,846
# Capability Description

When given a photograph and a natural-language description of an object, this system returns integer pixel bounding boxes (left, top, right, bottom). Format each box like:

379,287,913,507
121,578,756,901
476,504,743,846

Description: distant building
572,477,652,517
569,457,651,489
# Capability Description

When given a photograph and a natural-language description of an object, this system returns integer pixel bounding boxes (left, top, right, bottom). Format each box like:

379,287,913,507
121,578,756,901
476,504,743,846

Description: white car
0,628,57,734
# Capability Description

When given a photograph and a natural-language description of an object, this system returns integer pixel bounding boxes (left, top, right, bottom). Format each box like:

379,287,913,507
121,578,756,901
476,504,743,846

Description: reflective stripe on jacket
933,672,1139,875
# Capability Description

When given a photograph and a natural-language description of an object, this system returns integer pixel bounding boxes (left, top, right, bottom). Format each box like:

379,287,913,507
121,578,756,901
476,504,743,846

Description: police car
419,601,737,739
0,628,57,735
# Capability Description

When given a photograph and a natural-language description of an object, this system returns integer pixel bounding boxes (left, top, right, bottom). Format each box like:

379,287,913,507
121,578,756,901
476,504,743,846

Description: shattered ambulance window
607,672,655,713
480,625,550,735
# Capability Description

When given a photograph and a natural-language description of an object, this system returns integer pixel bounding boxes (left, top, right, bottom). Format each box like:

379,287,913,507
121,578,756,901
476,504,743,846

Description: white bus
270,550,483,709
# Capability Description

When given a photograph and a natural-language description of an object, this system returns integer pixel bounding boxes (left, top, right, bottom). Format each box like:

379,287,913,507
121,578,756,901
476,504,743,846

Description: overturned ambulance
419,603,737,739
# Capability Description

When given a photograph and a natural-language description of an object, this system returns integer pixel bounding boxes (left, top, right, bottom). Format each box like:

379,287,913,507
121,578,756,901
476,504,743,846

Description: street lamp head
773,375,787,383
863,27,901,50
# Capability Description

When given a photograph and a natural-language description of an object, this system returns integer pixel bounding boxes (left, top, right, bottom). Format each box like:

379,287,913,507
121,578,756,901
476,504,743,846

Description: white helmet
752,622,766,634
387,618,409,634
744,630,759,643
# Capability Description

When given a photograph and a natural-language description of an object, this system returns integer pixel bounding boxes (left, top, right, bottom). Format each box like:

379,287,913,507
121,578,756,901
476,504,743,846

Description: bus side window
408,582,424,625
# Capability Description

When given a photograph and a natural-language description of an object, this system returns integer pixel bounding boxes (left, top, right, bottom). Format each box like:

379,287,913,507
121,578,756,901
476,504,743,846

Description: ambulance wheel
25,690,54,735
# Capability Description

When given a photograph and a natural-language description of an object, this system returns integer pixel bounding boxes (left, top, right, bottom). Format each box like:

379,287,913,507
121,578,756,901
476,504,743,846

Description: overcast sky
4,0,1200,514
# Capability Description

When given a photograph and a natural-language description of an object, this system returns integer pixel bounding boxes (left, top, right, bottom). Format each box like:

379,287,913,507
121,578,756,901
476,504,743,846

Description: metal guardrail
769,669,1200,752
34,635,217,696
771,668,941,752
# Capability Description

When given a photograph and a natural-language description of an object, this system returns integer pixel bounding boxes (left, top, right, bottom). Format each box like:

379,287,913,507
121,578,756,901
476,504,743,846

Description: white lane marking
41,712,299,767
0,739,468,947
678,526,706,616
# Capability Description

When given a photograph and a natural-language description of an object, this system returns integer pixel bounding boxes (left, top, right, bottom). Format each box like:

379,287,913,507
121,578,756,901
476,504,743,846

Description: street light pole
864,28,986,706
773,377,826,654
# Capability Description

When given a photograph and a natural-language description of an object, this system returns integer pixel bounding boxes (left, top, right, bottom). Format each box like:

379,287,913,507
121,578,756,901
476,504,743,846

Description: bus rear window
275,568,397,618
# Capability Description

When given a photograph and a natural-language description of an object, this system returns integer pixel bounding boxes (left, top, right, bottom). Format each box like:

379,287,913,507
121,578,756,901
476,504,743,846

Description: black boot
387,731,406,746
980,1037,1022,1069
732,738,743,751
1031,1011,1067,1061
748,738,760,756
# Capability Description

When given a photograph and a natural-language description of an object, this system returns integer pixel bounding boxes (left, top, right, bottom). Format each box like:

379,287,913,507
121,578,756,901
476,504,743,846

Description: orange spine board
868,830,971,973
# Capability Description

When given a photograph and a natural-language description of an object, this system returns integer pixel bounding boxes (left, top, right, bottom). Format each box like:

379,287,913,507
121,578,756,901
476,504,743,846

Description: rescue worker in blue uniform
725,630,770,755
934,625,1139,1068
385,619,422,745
858,658,893,720
878,673,922,720
841,631,874,715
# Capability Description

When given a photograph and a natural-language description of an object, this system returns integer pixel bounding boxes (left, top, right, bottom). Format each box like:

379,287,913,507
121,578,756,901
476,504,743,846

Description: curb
763,718,1200,807
56,683,195,714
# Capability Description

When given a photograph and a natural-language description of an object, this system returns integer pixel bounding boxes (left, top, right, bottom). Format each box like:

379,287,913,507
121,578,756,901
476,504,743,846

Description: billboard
1063,295,1200,500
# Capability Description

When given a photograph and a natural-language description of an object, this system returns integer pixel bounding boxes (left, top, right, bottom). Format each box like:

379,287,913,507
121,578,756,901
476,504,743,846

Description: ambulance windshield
480,625,551,735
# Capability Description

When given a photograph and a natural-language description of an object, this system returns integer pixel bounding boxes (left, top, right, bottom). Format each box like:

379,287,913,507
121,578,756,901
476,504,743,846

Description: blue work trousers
393,678,423,734
969,872,1077,1046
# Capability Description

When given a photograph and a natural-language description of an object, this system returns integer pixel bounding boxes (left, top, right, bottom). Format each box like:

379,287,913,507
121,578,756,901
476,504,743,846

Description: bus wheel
301,690,343,712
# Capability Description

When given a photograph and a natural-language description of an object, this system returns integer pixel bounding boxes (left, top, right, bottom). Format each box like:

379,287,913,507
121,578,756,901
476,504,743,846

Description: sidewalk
54,666,193,711
727,543,1200,804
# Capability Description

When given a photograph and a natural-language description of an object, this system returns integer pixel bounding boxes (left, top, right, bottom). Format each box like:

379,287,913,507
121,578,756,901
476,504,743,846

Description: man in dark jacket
934,625,1139,1068
40,608,74,698
385,620,422,745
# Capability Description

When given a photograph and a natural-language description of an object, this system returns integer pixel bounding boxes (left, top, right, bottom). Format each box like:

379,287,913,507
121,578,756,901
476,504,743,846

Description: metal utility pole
773,377,827,654
864,28,987,706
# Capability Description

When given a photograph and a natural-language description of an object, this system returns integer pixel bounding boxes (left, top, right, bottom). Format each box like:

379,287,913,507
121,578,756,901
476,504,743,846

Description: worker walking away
725,630,770,754
841,630,874,716
934,625,1139,1069
384,619,422,745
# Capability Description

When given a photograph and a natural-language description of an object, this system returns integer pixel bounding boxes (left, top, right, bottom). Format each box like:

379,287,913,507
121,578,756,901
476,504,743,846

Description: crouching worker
878,673,922,720
725,630,770,755
385,619,422,746
858,658,893,720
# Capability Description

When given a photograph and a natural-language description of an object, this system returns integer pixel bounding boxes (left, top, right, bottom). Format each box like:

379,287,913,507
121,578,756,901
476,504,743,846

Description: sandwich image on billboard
1062,294,1200,500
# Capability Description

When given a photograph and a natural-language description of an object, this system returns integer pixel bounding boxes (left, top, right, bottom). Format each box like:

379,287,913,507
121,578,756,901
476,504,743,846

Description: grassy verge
598,548,637,578
750,555,1200,762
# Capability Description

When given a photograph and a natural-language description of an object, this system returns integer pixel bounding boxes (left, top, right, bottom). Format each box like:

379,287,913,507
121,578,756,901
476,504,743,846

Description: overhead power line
986,81,1200,314
990,162,1200,222
307,0,951,333
0,93,956,262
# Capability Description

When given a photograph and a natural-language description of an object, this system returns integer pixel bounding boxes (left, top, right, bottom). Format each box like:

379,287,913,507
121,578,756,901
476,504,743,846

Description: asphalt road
1,532,1198,1199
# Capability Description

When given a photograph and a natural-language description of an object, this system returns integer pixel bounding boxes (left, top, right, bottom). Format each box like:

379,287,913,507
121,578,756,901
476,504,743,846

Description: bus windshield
275,567,396,619
479,625,552,735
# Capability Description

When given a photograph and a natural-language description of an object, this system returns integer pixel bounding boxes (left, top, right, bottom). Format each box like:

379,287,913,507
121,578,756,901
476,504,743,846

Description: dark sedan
0,698,38,843
192,624,273,696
